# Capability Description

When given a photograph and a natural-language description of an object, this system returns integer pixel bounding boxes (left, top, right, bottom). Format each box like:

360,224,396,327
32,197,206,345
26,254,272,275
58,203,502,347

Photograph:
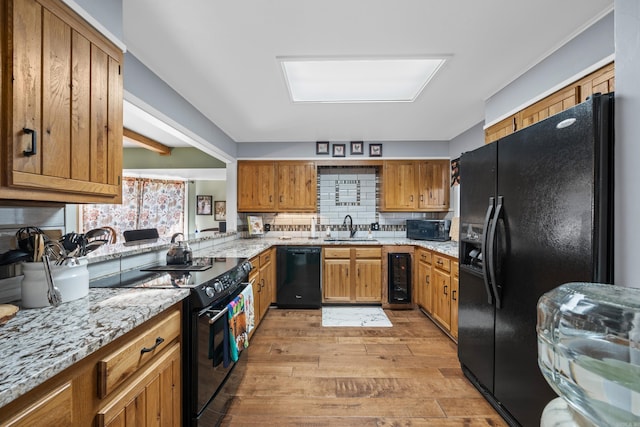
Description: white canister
21,259,89,308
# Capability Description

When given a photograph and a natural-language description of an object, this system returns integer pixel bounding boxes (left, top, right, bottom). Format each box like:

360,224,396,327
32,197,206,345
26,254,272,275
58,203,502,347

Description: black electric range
91,255,255,426
90,257,253,308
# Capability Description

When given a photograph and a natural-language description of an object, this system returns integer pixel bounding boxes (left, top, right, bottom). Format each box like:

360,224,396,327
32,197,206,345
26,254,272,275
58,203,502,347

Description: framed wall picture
332,144,346,157
369,143,383,157
214,200,226,220
350,141,364,155
316,141,330,155
196,195,212,215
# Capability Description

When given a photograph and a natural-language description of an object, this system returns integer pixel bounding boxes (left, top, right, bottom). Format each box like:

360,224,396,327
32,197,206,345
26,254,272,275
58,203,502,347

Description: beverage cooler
388,253,411,304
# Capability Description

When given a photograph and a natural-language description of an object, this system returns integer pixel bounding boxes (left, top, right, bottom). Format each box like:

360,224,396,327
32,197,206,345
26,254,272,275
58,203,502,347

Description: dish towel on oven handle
227,293,249,362
242,281,255,335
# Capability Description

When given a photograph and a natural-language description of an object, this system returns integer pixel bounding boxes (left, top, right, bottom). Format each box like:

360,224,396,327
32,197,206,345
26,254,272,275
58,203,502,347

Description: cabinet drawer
97,308,181,398
417,249,432,264
433,254,451,272
324,248,351,259
96,342,181,427
3,382,73,426
249,256,260,270
354,247,381,258
259,249,272,265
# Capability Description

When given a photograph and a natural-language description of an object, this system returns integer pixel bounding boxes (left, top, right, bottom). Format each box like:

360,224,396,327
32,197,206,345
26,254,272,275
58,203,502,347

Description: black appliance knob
213,280,223,292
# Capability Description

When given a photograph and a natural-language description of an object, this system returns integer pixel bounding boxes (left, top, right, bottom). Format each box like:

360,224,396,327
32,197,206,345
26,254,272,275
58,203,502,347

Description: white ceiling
122,0,612,146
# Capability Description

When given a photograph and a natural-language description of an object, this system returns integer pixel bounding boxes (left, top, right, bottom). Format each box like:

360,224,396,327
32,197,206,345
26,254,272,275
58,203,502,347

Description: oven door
196,306,234,417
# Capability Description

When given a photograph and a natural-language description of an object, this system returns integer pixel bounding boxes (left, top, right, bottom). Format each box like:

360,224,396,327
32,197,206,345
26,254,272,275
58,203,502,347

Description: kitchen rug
321,306,392,327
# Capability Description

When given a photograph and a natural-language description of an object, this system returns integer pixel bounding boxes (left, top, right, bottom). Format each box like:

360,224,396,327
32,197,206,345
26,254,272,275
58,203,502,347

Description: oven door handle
207,307,229,324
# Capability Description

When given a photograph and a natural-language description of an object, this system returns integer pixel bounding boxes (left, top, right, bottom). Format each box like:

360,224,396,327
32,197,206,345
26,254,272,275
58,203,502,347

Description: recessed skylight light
279,57,447,103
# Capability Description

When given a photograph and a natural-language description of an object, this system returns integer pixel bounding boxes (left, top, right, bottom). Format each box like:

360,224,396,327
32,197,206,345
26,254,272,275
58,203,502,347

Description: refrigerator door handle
488,195,503,309
481,196,495,305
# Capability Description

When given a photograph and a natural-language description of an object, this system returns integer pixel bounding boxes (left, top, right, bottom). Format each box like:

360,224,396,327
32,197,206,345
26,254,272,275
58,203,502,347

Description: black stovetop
90,257,246,289
90,257,251,307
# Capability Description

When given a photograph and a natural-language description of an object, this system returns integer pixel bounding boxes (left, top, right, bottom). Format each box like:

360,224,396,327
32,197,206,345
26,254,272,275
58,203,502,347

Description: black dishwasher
276,246,321,308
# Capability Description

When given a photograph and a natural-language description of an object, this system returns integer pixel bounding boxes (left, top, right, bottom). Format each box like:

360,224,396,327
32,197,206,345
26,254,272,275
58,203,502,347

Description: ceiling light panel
280,57,447,103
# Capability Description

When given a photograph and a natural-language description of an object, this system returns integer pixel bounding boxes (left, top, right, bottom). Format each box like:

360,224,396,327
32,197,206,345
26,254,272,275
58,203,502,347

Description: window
81,177,185,240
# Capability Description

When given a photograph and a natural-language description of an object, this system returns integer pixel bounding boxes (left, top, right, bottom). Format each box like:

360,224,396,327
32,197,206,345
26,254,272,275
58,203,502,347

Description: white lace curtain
81,177,185,241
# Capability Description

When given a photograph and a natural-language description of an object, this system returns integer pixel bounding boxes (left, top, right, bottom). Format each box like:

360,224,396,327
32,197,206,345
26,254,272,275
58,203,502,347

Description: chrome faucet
342,215,356,238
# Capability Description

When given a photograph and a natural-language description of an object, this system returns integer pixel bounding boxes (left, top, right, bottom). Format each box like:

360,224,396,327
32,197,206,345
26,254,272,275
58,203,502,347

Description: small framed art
369,143,383,157
350,141,363,155
332,144,346,157
196,195,212,215
316,141,329,155
214,201,226,220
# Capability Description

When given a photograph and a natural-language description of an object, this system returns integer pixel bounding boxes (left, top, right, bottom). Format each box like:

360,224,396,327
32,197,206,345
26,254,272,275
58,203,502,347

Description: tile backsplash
238,166,449,238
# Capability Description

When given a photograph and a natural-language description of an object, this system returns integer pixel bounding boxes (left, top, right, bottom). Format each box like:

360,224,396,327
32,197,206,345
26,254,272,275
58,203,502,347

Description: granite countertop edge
0,288,189,408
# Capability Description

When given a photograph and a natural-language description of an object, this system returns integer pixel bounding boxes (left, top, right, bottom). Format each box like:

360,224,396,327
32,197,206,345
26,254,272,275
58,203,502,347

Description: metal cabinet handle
279,195,283,203
420,194,424,202
410,195,414,202
452,290,457,301
23,128,37,156
141,337,165,354
444,285,448,295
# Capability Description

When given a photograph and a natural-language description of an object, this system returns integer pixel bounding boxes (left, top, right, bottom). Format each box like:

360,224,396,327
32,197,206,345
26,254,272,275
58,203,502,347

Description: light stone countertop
194,236,459,259
0,235,458,410
0,287,189,409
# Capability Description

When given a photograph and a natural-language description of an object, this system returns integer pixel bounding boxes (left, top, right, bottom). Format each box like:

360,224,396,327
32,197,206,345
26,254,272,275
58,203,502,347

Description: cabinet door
96,343,181,427
248,258,261,332
7,0,122,203
432,268,451,330
382,161,417,210
277,162,316,211
354,258,381,303
323,259,351,302
520,86,579,130
237,161,276,211
259,249,274,319
450,261,459,340
417,258,433,313
484,114,519,144
418,161,450,211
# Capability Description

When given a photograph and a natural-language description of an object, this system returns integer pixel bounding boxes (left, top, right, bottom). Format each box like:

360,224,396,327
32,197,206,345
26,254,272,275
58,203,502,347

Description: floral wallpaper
81,177,185,241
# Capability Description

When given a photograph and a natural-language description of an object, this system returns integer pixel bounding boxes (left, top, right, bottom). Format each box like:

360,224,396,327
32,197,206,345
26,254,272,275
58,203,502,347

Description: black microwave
406,219,451,241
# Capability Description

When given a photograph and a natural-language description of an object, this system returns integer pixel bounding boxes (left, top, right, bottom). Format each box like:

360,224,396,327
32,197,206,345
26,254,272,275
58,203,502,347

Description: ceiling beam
123,128,172,156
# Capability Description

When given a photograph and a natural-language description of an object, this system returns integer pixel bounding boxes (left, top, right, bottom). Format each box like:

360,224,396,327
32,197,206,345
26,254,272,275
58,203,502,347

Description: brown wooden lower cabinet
414,248,459,342
248,247,275,336
0,304,182,426
323,247,382,303
95,343,181,427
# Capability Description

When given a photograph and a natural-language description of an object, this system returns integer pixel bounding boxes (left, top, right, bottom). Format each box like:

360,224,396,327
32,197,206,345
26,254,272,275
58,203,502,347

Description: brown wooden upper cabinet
381,160,450,212
485,62,614,144
238,161,317,212
1,0,123,203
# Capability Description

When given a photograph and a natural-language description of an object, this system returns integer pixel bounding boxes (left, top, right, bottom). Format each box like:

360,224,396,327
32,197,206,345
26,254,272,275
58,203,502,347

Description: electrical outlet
370,222,380,231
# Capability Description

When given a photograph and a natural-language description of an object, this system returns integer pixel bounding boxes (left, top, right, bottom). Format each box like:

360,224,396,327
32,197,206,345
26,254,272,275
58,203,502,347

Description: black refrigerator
458,93,614,426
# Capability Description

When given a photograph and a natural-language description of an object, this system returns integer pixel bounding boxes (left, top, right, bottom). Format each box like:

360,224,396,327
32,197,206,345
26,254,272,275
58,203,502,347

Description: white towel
241,283,254,334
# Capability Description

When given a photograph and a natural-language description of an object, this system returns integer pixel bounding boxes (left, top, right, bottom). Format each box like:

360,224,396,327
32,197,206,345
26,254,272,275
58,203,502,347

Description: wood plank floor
219,308,507,426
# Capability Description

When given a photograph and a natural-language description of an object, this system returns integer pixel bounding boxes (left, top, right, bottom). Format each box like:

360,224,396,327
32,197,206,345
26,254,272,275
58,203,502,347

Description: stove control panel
192,260,253,308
